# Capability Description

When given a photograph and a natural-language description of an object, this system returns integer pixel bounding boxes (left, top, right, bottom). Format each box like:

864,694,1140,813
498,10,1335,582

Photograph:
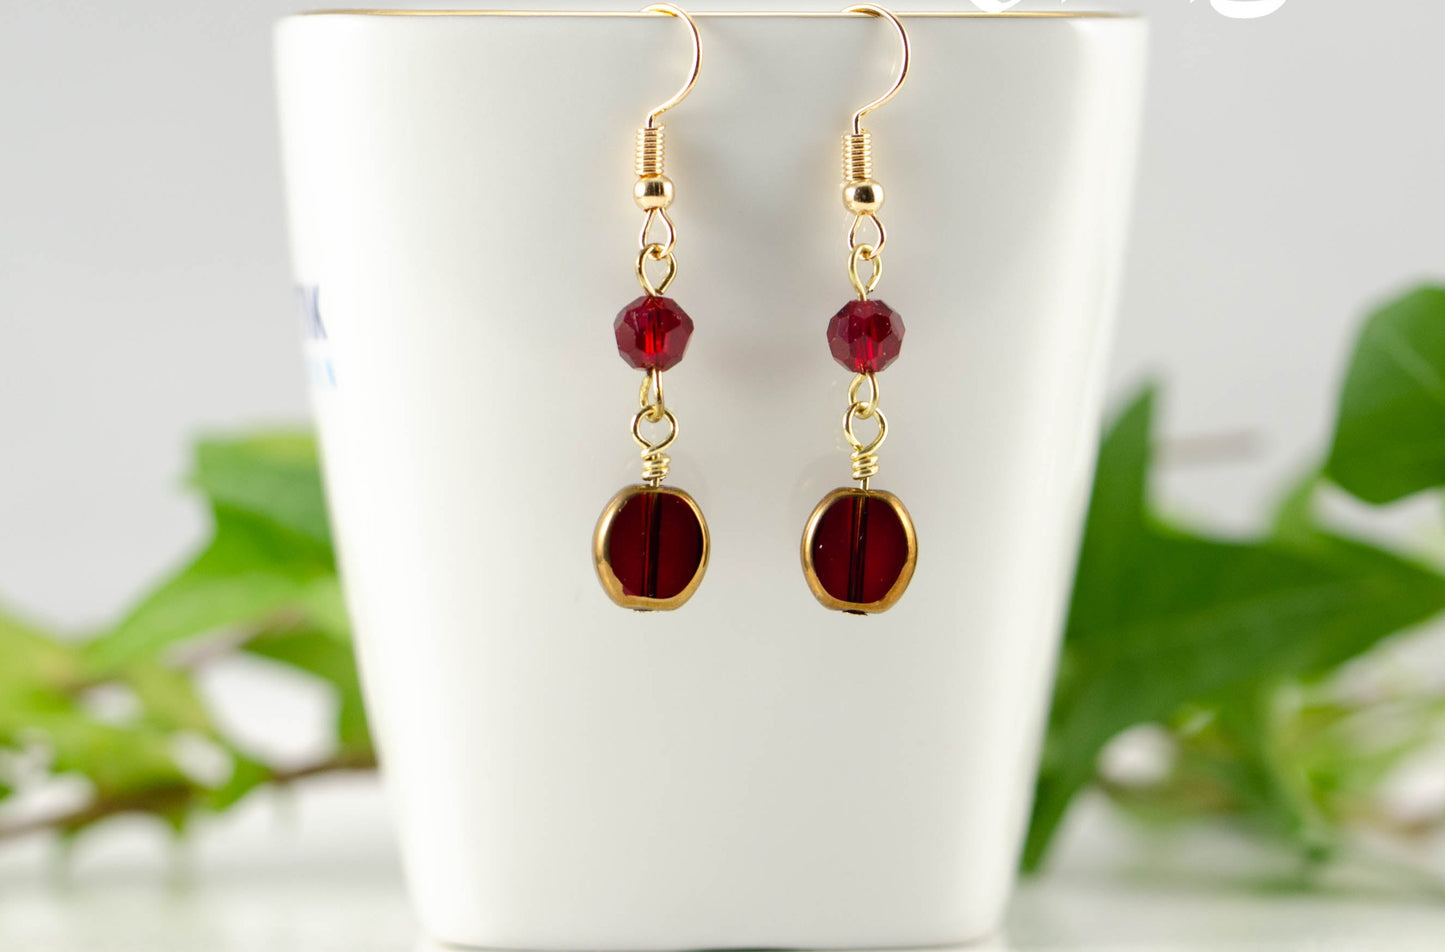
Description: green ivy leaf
31,711,188,802
206,753,272,812
192,432,332,549
0,610,86,762
1024,388,1445,872
121,662,216,737
0,608,81,696
84,506,336,674
1326,287,1445,504
293,576,351,641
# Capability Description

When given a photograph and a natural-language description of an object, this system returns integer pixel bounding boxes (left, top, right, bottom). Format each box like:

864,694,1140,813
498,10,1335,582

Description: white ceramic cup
275,10,1146,949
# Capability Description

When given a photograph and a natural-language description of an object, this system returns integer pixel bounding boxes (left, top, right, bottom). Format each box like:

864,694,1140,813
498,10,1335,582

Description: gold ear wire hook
641,3,700,130
844,3,909,134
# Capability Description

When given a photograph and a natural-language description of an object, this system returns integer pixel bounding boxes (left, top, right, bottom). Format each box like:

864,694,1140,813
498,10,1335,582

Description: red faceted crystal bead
603,488,706,603
615,295,694,371
826,299,904,374
807,490,914,611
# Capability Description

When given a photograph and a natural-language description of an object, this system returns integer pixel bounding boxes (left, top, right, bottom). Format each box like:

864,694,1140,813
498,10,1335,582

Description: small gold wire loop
636,245,678,296
846,372,881,419
848,213,886,258
843,402,887,453
633,404,677,451
844,4,910,135
639,207,676,258
638,368,666,422
642,3,701,129
847,244,882,300
843,403,887,488
632,405,678,485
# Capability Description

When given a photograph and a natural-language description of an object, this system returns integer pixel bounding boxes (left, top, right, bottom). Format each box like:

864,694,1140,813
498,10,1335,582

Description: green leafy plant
1027,286,1445,871
0,436,371,842
0,286,1442,877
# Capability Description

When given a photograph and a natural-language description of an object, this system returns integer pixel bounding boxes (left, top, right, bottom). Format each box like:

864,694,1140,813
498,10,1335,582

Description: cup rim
290,9,1141,20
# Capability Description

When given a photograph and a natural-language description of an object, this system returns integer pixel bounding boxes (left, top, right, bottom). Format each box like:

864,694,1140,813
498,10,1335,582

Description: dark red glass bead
826,299,904,374
615,295,694,371
605,489,706,601
809,491,912,608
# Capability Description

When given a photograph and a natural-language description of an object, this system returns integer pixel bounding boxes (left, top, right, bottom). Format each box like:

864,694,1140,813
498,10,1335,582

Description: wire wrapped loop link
846,372,881,419
636,243,677,296
639,207,676,258
631,405,678,486
848,213,886,259
847,243,882,300
843,403,888,489
637,368,667,423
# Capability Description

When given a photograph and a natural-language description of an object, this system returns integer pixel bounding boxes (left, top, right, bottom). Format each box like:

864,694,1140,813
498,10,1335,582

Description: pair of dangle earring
594,3,917,616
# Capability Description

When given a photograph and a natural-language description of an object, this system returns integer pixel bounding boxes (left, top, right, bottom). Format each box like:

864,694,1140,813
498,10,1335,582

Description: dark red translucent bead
826,299,904,374
615,295,694,371
605,489,705,601
809,492,911,607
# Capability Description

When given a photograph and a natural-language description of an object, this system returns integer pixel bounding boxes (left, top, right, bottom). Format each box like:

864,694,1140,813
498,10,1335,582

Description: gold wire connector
843,372,887,489
641,446,672,486
850,443,881,486
632,404,677,487
845,3,909,135
840,4,908,289
636,126,667,179
844,405,887,490
842,131,873,183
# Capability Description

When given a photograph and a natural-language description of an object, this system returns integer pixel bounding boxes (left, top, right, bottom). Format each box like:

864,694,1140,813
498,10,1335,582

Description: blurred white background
2,0,1443,866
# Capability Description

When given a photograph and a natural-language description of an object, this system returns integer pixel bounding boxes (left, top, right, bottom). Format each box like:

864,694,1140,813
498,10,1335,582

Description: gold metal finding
846,371,881,417
841,4,908,303
845,4,909,136
638,367,667,421
633,369,673,485
636,126,667,178
639,207,676,257
843,130,873,182
635,243,677,296
847,243,882,300
631,3,698,297
843,180,884,216
848,214,886,256
844,373,886,488
632,404,677,486
634,173,674,211
843,403,887,490
641,3,700,130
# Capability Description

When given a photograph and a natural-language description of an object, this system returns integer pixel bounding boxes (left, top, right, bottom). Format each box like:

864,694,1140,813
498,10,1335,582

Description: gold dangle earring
801,4,917,615
594,4,709,612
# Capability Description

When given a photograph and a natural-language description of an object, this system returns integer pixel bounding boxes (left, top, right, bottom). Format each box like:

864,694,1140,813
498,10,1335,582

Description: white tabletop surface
2,777,1442,952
